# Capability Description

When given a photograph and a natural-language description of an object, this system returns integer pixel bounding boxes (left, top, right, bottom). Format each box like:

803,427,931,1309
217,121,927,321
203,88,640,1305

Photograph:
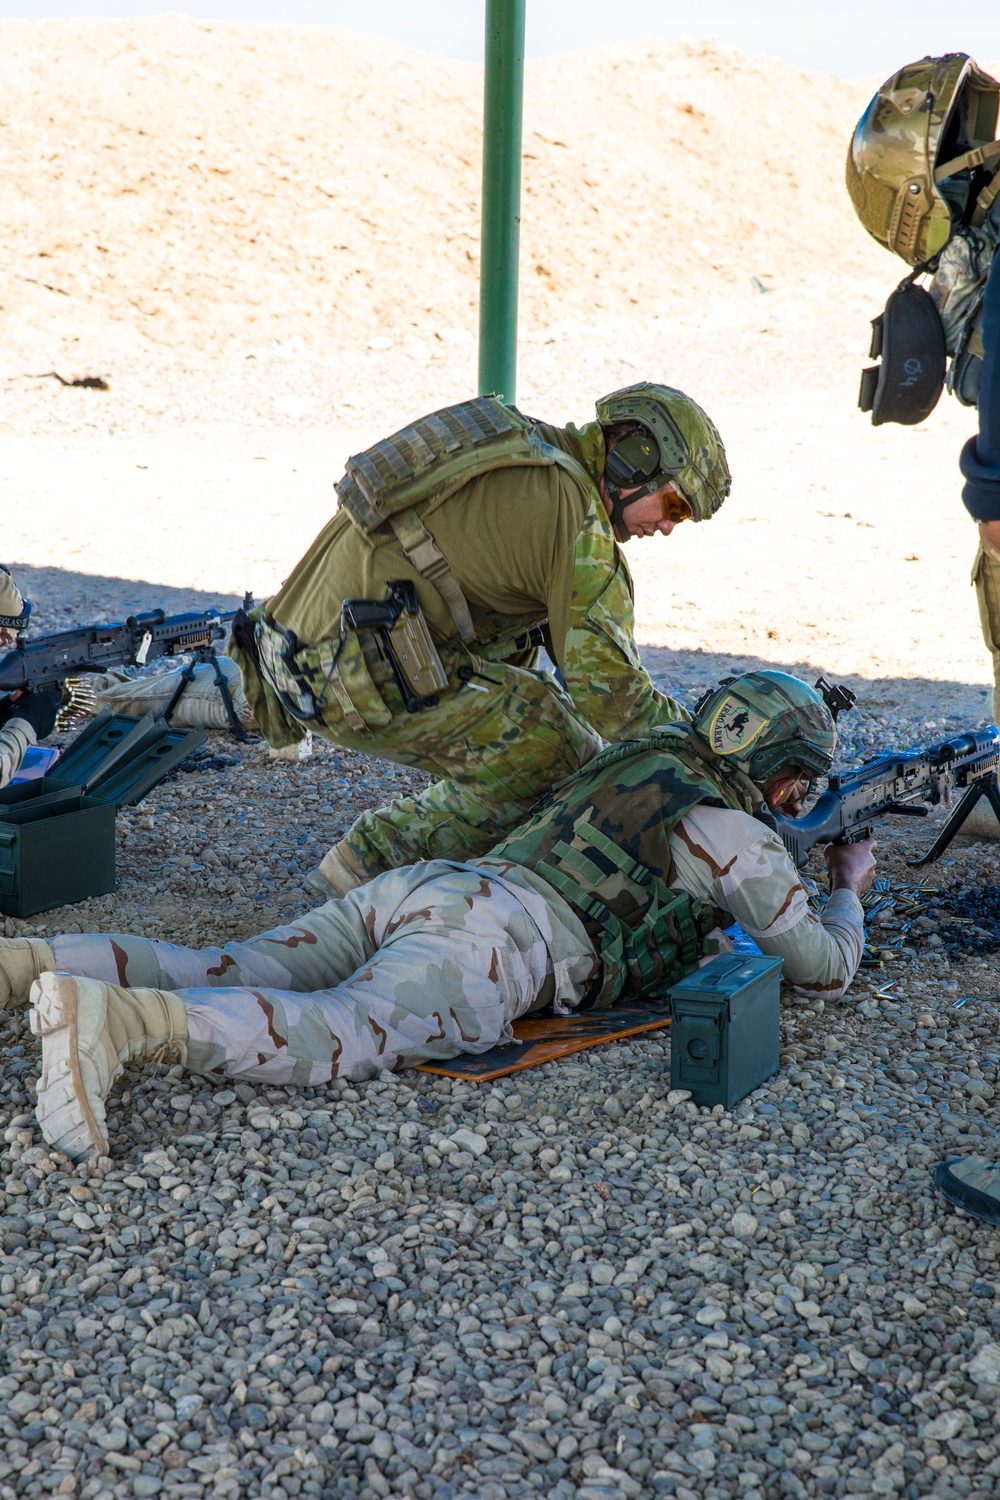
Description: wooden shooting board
413,1004,671,1083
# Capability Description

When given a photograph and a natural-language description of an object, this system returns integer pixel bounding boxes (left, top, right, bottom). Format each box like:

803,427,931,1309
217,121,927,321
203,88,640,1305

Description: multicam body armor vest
334,395,593,646
491,725,759,1009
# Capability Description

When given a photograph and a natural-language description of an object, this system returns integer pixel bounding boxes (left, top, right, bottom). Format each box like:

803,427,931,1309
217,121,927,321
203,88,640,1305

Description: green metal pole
478,0,525,403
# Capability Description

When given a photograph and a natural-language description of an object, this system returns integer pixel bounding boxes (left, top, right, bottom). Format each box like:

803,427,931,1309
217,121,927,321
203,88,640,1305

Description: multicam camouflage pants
974,534,1000,726
48,863,590,1084
256,623,603,877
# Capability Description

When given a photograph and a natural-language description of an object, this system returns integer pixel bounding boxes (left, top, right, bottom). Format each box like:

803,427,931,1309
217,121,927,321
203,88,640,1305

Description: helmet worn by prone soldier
846,53,1000,267
596,382,731,542
692,671,836,786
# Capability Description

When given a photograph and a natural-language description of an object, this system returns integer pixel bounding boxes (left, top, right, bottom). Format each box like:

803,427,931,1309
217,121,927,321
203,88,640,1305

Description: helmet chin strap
602,474,670,543
602,479,637,543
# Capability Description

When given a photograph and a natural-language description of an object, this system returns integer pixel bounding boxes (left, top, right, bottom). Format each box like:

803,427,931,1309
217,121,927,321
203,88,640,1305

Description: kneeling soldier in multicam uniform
0,567,60,788
0,673,875,1161
227,384,730,898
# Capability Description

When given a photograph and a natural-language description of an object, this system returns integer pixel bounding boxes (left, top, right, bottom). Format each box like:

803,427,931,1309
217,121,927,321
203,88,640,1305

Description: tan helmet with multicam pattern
846,53,1000,267
595,382,730,537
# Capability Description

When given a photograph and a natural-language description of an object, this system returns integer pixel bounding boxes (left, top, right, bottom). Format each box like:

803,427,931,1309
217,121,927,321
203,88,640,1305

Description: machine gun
0,598,253,742
770,726,1000,868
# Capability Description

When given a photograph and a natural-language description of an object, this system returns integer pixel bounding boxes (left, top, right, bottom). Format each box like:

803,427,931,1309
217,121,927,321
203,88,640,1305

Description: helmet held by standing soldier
846,53,1000,267
692,671,837,786
595,382,731,533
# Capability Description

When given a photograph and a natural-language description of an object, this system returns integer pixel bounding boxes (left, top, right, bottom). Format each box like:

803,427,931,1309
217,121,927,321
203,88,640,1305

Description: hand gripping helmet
846,53,1000,267
595,382,731,542
0,567,29,633
692,671,836,786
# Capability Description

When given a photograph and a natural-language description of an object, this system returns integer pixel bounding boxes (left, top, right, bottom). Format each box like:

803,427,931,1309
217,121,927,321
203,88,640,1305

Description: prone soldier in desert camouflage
0,673,876,1161
226,384,731,898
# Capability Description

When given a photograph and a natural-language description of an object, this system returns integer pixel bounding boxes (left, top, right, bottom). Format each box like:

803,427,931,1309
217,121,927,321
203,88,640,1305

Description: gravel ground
0,614,999,1500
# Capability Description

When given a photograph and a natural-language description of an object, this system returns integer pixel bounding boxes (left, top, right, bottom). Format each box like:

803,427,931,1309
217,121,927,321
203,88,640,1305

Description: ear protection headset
602,415,691,541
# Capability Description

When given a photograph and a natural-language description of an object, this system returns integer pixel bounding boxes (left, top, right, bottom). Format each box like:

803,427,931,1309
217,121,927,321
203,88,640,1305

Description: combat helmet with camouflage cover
692,671,836,786
595,382,730,541
846,53,1000,267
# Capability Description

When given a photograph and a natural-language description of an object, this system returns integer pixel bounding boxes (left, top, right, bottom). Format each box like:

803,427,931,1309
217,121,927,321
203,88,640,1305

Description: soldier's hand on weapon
825,838,877,897
11,686,61,740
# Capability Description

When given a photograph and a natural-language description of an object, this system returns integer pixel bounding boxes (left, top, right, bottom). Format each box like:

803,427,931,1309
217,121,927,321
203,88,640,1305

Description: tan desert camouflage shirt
485,802,864,1009
668,803,865,999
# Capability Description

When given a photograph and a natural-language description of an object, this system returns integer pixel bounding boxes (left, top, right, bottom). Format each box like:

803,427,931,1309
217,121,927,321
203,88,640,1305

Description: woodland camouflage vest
491,726,758,1008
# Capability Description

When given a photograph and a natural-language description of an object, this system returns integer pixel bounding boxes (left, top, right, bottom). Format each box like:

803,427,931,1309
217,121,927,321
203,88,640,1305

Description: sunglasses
661,487,693,524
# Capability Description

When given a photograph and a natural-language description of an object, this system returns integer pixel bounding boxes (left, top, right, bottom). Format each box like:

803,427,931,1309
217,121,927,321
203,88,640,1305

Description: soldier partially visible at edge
0,566,59,788
0,673,876,1161
226,383,730,899
847,54,1000,1228
847,53,1000,795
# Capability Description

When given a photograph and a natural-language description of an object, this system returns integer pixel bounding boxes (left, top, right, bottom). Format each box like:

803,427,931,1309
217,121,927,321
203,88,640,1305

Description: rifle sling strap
972,163,1000,228
389,510,476,644
935,138,1000,183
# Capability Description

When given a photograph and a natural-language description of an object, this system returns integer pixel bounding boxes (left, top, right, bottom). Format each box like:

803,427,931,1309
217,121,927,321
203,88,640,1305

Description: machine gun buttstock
772,789,847,868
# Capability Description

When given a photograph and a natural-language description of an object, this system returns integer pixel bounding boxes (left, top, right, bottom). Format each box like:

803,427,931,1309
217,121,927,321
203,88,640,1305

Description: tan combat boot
0,938,55,1010
304,839,370,901
30,973,188,1160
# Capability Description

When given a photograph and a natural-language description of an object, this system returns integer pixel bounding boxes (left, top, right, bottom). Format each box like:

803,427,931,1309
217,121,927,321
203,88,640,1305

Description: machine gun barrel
771,725,1000,867
0,608,236,694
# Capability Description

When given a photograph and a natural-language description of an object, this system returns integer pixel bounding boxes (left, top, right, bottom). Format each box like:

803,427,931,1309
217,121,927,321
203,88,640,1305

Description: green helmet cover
846,53,1000,266
692,671,836,786
595,382,731,535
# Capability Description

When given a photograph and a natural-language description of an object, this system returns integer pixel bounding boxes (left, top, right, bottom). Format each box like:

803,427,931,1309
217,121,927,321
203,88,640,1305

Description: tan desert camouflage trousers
973,532,1000,725
48,861,597,1084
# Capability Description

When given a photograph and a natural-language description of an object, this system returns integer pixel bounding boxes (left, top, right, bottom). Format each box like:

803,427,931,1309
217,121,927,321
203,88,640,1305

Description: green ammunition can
668,954,783,1109
0,711,204,918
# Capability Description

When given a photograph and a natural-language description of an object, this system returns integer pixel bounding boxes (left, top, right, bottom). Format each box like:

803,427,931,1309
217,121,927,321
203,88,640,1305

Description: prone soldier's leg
2,864,472,1006
30,869,552,1159
311,659,602,893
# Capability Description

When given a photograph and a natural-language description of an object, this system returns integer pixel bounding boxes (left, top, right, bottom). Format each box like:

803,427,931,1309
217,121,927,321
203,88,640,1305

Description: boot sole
30,973,108,1161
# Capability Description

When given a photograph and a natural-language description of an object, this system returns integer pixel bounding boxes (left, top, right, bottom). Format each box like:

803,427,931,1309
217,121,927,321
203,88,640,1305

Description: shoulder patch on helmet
706,696,770,756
